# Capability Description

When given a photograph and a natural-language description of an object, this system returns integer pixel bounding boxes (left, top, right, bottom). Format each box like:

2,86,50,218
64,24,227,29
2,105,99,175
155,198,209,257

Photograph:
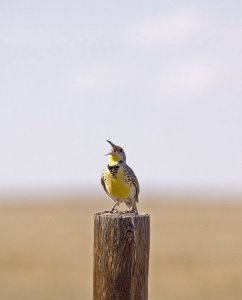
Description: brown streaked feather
101,172,108,196
124,164,140,202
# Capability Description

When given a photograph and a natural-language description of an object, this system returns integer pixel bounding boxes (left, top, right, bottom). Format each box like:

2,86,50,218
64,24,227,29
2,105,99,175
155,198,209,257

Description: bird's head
106,140,126,165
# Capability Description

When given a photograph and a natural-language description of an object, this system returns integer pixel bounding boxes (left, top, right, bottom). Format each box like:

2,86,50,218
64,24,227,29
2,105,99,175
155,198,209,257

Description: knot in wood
125,229,134,241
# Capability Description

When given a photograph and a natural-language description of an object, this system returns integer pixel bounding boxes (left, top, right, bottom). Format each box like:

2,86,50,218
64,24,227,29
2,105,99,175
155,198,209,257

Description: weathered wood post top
93,211,150,300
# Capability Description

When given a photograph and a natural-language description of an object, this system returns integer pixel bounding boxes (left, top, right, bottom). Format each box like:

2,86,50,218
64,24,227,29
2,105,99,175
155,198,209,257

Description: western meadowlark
101,140,139,213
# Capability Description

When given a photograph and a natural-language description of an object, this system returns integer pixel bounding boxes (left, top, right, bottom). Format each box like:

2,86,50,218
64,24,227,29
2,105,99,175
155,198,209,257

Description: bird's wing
125,165,140,202
101,170,109,196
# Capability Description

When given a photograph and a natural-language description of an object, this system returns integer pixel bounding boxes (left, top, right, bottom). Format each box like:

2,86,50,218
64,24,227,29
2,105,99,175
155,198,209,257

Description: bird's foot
128,208,138,214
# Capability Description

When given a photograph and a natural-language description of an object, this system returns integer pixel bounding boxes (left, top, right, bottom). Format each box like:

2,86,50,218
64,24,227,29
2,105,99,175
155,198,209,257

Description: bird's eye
120,148,123,152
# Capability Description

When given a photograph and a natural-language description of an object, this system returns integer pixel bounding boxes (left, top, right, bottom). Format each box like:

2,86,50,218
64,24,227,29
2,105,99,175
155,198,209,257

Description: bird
101,140,140,213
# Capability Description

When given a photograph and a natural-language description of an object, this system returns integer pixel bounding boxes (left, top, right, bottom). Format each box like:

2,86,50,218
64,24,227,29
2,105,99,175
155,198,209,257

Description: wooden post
93,212,150,300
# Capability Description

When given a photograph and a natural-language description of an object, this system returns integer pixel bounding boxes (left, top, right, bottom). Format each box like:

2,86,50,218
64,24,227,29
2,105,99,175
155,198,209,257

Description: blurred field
0,197,242,300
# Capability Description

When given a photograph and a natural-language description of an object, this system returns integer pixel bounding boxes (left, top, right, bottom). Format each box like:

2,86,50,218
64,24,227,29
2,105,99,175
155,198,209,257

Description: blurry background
1,0,242,299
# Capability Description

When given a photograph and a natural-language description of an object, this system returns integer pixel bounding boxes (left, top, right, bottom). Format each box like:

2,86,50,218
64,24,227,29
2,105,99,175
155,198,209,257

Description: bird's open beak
106,140,117,155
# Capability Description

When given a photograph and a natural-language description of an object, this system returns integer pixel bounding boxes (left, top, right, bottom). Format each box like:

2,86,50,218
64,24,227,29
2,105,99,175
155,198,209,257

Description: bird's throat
109,155,120,166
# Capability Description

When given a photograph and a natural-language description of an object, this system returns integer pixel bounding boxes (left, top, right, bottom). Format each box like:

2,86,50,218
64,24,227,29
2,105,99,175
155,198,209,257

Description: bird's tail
132,198,138,214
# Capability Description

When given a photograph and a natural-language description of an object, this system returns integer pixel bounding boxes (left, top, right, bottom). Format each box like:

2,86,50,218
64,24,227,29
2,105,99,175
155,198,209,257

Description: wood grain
93,212,150,300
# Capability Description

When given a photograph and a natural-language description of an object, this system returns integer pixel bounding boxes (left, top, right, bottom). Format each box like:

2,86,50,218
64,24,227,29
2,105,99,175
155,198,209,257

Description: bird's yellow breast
105,167,130,199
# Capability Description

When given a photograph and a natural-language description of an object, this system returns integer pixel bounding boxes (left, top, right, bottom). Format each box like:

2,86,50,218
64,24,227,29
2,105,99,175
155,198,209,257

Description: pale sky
1,0,242,195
